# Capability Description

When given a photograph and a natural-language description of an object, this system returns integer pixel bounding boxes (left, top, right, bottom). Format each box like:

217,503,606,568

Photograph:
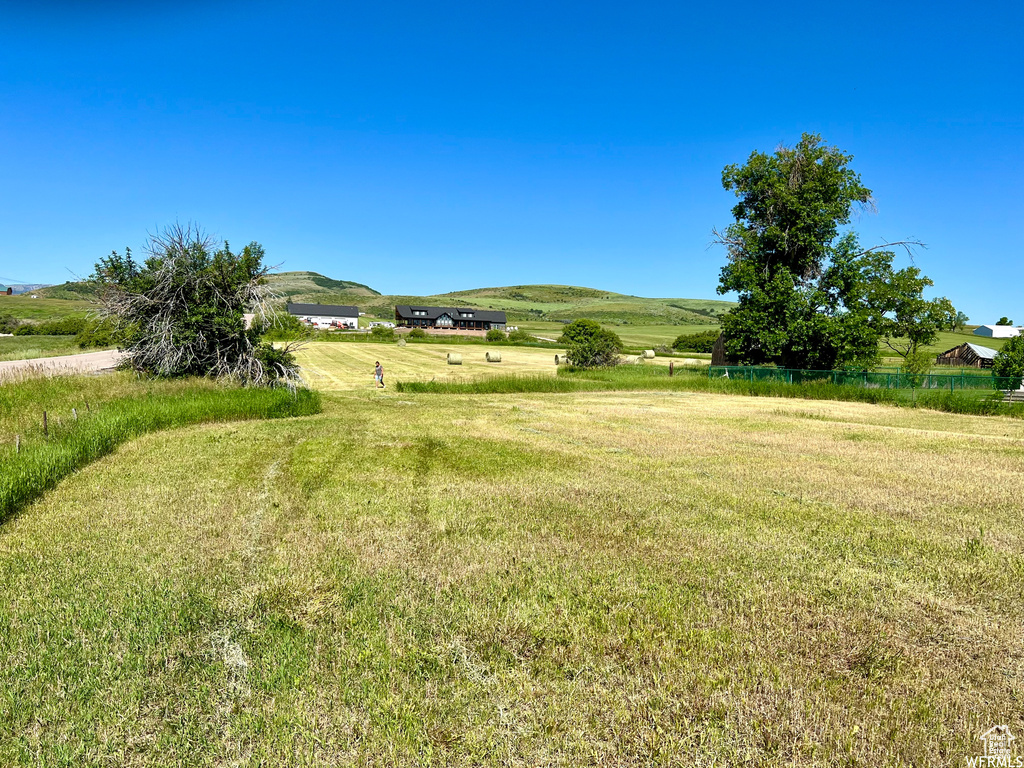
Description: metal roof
965,343,999,359
394,305,507,323
286,303,359,317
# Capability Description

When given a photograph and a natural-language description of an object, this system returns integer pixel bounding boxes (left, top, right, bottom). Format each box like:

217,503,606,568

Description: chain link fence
708,366,1022,392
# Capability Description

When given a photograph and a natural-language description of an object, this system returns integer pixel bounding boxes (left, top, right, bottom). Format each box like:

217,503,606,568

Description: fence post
43,411,48,438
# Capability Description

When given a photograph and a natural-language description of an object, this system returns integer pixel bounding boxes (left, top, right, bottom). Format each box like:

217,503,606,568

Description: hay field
294,342,692,390
0,383,1022,766
294,342,569,390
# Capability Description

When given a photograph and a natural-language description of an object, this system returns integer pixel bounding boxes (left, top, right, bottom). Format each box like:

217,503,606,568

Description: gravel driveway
0,349,124,381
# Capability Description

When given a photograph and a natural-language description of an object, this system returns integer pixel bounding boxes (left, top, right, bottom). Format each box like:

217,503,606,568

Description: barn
934,342,999,369
287,303,359,329
974,324,1021,339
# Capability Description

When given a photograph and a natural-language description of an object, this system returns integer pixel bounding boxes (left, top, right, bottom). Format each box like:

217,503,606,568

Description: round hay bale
624,355,643,365
555,354,565,365
642,349,656,359
485,351,502,362
447,353,463,365
397,338,407,347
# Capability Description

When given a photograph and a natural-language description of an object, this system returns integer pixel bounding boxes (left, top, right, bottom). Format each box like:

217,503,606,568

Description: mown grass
0,389,1020,765
396,364,1024,417
0,376,321,522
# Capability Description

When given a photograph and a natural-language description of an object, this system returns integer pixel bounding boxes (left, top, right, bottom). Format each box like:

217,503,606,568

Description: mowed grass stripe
0,389,1021,764
294,341,686,391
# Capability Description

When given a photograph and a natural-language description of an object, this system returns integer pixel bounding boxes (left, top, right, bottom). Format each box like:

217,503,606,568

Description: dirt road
0,350,123,381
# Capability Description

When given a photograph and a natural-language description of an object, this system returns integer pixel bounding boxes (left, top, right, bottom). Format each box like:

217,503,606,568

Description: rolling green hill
292,282,734,326
266,271,380,298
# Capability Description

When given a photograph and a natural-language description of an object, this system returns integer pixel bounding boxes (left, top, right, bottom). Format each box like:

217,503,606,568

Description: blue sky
1,0,1021,322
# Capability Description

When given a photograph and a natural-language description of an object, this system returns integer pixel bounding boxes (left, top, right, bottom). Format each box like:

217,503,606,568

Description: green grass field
0,369,1021,764
0,296,94,321
292,341,694,390
0,335,108,361
278,282,732,326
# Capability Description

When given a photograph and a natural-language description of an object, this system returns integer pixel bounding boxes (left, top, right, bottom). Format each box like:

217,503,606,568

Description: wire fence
708,366,1022,392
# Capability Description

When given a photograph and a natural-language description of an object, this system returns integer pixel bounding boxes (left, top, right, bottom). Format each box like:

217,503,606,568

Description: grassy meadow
291,341,696,391
0,334,103,361
0,373,321,522
0,378,1021,765
0,295,94,321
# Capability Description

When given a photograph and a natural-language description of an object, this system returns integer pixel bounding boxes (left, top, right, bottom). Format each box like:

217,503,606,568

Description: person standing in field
374,360,385,388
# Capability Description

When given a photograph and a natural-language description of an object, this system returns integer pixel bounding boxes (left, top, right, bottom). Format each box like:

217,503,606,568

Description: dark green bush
507,329,533,343
14,316,89,336
75,318,122,348
262,313,311,341
0,313,20,334
558,319,623,368
486,328,507,342
408,328,427,339
672,330,720,353
992,335,1024,390
370,325,396,342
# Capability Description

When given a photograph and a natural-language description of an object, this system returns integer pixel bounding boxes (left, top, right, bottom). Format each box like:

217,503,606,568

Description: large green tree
716,134,955,370
993,335,1024,390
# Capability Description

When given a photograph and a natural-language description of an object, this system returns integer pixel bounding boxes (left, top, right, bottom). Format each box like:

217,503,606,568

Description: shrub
672,330,720,353
0,313,20,334
408,328,427,339
559,319,622,368
370,325,396,342
993,335,1024,390
507,329,533,343
13,316,88,336
262,313,310,341
75,318,122,348
486,328,507,342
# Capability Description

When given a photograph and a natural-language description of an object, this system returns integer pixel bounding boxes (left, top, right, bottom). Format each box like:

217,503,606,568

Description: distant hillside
267,271,380,299
438,284,732,325
34,281,100,301
30,272,732,328
301,283,733,326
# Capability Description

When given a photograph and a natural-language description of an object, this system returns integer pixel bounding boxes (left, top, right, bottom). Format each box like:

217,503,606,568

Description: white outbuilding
974,324,1021,339
287,303,359,329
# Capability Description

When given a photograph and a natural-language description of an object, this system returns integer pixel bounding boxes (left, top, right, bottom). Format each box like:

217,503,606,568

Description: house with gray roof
394,305,506,332
286,303,359,329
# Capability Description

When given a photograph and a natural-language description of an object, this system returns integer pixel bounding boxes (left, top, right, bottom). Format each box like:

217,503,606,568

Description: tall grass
0,385,320,522
394,364,1024,417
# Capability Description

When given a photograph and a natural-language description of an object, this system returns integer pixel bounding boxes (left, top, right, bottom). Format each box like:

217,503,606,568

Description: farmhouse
394,305,507,332
974,324,1021,338
934,342,999,368
287,303,359,329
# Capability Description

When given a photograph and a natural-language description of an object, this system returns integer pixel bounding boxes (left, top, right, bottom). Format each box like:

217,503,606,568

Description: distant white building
974,324,1021,339
287,303,359,329
368,321,395,329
